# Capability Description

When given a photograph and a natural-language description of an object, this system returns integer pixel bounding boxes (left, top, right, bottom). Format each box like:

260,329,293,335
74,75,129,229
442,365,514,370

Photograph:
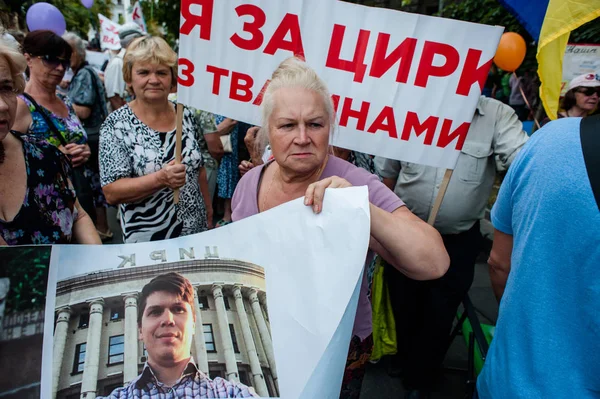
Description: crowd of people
0,24,598,399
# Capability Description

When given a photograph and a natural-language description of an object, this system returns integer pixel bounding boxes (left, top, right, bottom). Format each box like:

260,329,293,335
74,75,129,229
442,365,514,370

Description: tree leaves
0,246,51,313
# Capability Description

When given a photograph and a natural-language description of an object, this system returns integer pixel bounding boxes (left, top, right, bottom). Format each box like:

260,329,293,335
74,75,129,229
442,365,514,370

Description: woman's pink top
231,156,404,340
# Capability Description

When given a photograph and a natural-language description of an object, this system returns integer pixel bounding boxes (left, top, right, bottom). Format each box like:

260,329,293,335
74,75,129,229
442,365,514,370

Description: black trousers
387,221,483,389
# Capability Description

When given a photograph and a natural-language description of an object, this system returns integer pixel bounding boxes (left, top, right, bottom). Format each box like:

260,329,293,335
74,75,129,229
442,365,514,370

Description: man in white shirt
104,23,144,112
375,96,529,398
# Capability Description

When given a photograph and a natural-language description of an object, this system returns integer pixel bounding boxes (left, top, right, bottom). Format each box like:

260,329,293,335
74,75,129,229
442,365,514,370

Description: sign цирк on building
117,246,220,268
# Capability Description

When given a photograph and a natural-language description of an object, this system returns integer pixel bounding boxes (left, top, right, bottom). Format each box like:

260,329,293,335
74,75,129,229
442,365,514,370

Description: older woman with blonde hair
99,36,212,243
0,36,100,245
232,57,449,397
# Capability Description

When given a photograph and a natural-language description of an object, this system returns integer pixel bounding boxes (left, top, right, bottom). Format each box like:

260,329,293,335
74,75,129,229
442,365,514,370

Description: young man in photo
100,272,256,398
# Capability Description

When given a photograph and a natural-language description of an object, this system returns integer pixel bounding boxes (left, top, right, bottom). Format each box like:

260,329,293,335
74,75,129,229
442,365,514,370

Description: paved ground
104,207,499,399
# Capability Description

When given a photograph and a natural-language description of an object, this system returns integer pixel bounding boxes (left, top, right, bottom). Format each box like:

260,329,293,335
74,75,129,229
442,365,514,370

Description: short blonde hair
122,36,177,86
0,36,27,94
257,57,335,153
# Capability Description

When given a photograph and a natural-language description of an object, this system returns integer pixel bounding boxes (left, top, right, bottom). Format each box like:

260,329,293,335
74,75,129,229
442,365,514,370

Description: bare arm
216,118,237,136
0,235,7,246
382,177,396,191
198,167,213,229
488,229,513,302
369,206,449,280
108,95,125,111
72,201,101,244
72,104,92,120
103,161,185,205
204,132,224,162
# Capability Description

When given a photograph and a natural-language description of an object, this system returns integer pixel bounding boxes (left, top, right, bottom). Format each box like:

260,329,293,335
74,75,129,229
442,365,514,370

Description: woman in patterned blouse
0,36,100,245
99,36,212,243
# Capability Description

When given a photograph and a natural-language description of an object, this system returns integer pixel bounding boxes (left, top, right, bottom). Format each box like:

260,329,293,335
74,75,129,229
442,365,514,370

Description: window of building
103,383,122,396
223,295,231,310
78,312,89,329
108,335,125,365
203,324,216,352
229,324,240,353
209,366,225,380
110,305,124,321
198,295,209,310
239,369,251,387
72,343,86,374
116,0,122,5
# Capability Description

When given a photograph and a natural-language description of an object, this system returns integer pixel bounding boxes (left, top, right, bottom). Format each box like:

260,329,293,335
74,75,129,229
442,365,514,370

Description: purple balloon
81,0,94,9
26,3,67,36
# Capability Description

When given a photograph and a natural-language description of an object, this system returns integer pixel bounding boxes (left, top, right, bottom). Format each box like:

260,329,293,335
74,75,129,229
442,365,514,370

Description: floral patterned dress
0,133,78,245
18,93,108,209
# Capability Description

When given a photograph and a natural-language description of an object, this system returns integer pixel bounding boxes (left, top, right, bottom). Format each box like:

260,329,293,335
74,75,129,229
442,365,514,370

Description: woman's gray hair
256,57,335,154
62,31,87,61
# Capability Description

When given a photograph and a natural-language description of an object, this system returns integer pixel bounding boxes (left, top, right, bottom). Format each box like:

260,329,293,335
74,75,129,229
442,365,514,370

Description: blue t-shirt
477,117,600,398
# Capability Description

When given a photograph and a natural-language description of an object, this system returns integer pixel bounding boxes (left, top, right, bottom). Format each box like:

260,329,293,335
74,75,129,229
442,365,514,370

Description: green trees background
0,246,51,313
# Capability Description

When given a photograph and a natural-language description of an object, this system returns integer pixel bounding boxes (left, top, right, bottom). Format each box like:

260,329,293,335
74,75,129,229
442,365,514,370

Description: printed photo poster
0,245,52,399
38,187,371,399
176,0,504,169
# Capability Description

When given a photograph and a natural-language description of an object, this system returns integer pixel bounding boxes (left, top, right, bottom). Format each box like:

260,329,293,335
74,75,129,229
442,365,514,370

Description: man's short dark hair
138,272,196,326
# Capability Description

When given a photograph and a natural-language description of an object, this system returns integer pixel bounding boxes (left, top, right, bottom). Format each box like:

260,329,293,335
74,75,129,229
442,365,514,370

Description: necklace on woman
261,156,328,212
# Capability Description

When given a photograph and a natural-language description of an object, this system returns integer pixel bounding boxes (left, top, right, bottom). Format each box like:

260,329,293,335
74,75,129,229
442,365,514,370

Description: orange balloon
493,32,527,72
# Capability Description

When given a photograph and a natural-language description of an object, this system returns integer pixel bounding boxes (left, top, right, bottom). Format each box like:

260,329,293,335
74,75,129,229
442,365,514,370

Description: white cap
567,73,600,91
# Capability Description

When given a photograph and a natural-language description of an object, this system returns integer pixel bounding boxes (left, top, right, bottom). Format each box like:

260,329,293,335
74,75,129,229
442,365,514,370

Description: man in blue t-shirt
477,116,600,398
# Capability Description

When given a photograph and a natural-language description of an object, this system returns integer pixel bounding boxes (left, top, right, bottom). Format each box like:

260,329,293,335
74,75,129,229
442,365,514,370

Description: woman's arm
72,104,92,120
369,206,449,280
72,201,101,244
217,118,237,136
198,167,214,229
64,143,91,167
103,161,186,205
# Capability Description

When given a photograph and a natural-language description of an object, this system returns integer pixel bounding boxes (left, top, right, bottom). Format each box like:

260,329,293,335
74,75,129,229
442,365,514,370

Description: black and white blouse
99,103,208,243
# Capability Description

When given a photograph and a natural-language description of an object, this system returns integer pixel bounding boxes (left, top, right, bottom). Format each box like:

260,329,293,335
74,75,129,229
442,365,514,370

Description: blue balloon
26,3,67,36
81,0,94,9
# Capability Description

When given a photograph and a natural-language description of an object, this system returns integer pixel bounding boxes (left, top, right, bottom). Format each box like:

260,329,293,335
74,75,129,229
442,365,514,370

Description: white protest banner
11,188,370,398
131,1,148,33
561,43,600,96
176,0,503,169
98,13,121,50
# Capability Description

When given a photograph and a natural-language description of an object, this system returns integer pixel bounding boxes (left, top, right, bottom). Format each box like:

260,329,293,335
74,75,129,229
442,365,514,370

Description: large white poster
176,0,503,169
0,188,371,399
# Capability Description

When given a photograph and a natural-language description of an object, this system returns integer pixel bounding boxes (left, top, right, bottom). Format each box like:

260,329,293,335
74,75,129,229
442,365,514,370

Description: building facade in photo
53,256,277,399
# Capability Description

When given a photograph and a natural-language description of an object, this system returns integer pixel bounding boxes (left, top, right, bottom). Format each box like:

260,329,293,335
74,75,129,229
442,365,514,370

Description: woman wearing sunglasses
0,36,100,245
559,74,600,118
12,30,100,228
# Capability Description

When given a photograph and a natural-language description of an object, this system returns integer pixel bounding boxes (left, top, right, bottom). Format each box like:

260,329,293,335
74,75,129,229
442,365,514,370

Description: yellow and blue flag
498,0,600,119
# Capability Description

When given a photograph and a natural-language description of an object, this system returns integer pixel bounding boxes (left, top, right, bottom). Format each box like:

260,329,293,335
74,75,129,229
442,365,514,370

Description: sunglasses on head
36,54,70,70
576,86,600,96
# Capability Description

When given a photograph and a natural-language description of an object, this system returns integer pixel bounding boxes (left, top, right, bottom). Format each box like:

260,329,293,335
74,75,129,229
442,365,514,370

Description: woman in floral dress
13,30,106,230
0,36,100,245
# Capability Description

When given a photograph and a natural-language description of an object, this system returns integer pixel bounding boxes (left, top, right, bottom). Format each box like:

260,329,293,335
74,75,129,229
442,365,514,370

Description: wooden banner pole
427,169,454,226
513,72,541,130
173,103,184,204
